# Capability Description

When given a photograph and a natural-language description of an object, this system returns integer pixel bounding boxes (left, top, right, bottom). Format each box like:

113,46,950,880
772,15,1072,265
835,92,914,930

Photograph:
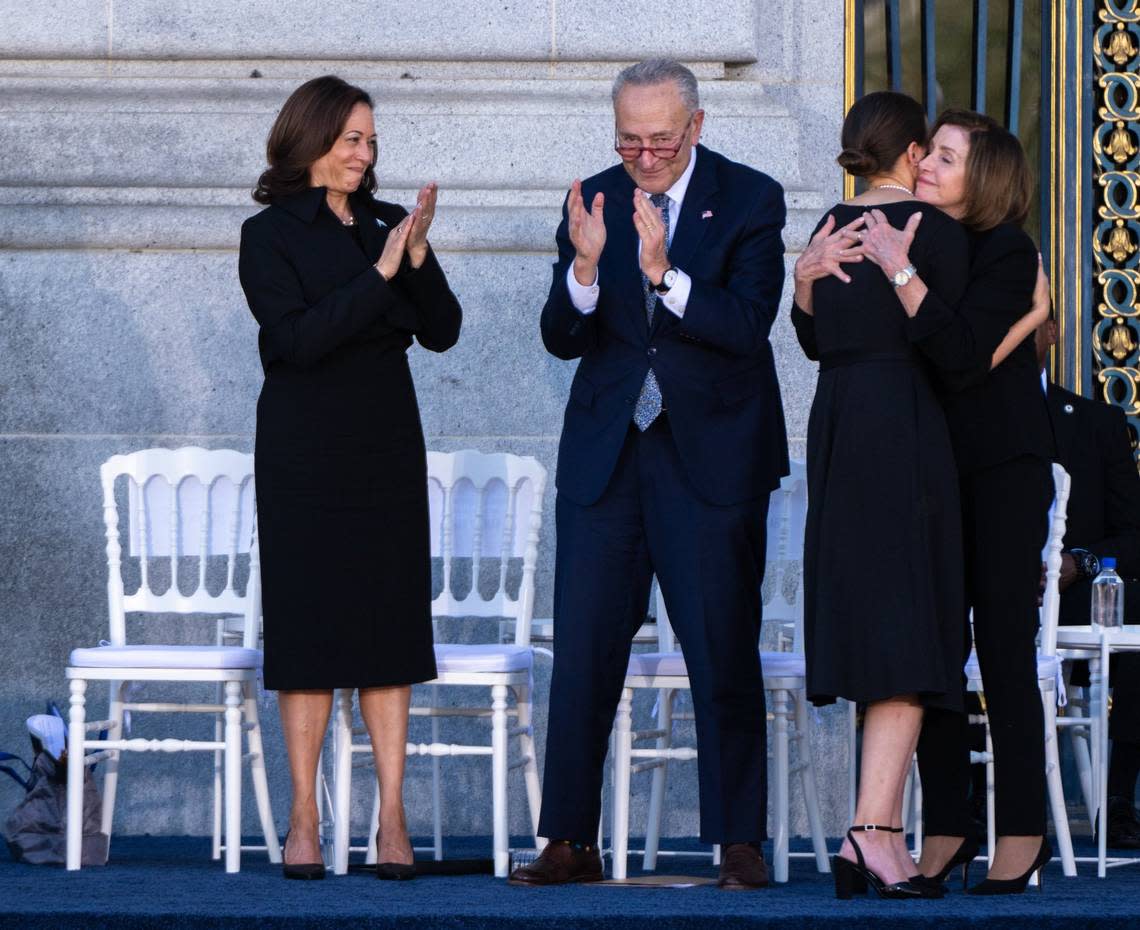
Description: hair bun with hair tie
836,148,878,177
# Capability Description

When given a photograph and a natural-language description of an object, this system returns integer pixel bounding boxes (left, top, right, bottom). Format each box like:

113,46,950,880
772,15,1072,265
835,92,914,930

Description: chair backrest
426,449,547,645
101,447,259,649
1039,462,1072,657
655,460,808,652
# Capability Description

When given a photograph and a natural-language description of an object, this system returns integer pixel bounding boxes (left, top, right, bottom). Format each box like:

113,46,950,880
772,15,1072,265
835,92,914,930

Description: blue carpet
2,836,1138,929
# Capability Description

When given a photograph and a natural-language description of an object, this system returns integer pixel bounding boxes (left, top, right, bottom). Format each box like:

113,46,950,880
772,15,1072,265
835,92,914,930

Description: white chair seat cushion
627,650,806,680
964,650,1060,682
69,644,262,670
433,644,532,674
627,651,688,677
760,651,806,679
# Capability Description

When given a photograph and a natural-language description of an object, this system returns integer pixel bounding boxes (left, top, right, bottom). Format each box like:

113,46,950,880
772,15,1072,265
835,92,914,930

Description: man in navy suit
1037,318,1140,848
509,59,788,889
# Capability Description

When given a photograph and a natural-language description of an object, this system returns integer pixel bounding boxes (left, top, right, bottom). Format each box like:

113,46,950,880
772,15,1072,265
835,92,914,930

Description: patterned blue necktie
633,192,670,431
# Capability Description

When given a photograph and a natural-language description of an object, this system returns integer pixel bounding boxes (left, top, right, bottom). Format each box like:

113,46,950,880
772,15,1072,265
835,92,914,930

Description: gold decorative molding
1092,0,1140,450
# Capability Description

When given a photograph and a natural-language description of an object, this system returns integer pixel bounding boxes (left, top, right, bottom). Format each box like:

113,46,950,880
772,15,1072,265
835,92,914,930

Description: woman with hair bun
239,75,461,881
790,91,1042,901
857,109,1057,896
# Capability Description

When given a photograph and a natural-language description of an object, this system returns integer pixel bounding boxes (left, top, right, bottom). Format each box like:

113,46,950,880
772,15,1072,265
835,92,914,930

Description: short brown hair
253,75,376,205
930,108,1032,231
837,91,927,178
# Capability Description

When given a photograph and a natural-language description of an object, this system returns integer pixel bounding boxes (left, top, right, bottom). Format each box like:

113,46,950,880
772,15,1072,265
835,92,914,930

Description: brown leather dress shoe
717,843,769,890
508,840,604,885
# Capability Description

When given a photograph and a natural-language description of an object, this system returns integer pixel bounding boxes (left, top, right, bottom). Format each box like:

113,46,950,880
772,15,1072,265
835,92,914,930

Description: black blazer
540,145,789,507
239,186,461,377
1049,384,1140,622
910,223,1055,473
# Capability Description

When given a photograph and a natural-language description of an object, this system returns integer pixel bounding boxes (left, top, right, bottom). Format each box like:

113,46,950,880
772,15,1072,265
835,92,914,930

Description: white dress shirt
566,147,698,318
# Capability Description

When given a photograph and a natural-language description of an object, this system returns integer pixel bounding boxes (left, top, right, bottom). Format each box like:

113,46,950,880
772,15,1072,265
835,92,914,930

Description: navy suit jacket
540,145,789,507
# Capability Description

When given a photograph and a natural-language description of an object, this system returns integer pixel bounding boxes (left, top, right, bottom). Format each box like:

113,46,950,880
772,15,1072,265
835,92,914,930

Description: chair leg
642,688,673,872
847,699,858,824
223,680,243,873
1043,692,1076,877
366,783,381,865
101,680,125,840
430,683,443,861
910,760,924,859
244,682,280,863
515,681,544,850
612,688,633,881
1067,704,1096,834
491,684,510,878
66,678,87,871
332,689,354,875
793,692,830,873
212,682,223,861
985,724,996,868
771,686,790,883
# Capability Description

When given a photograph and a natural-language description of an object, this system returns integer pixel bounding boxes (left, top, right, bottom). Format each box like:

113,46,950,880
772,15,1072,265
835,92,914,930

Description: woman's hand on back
855,208,922,280
792,214,866,314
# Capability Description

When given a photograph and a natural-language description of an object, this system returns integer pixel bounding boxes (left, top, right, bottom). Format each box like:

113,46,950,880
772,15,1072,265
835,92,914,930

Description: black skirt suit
238,187,461,690
909,223,1057,837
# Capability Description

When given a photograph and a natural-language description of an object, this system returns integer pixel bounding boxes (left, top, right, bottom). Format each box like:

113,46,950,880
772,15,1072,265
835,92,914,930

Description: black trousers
918,455,1053,837
538,416,770,844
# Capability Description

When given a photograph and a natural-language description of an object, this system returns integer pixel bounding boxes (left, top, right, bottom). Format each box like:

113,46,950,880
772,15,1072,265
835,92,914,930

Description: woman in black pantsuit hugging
239,76,461,880
859,110,1056,893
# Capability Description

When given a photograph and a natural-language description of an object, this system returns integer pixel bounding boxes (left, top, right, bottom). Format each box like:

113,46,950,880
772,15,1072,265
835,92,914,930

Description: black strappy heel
832,825,925,900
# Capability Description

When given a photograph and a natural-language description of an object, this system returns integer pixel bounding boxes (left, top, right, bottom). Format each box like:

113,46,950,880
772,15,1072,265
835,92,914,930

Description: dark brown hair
837,91,927,178
253,75,376,205
929,108,1032,230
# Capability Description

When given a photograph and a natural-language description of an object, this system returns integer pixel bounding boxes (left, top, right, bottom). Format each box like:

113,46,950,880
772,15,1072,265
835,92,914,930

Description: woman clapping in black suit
239,75,461,880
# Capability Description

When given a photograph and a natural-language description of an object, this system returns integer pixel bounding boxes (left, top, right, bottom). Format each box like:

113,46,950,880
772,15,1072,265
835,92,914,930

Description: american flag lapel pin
701,210,714,219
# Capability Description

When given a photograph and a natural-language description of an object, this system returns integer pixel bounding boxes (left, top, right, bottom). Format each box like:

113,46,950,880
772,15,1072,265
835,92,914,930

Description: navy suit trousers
538,415,770,844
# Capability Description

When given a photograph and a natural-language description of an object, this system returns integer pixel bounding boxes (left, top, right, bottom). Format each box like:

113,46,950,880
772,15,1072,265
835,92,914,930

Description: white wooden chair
610,461,831,882
331,450,546,878
65,447,280,872
961,462,1077,877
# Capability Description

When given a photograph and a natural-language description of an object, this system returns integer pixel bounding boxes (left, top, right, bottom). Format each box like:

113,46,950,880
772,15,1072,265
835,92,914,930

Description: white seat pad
627,651,688,677
760,651,806,679
964,650,1059,682
69,644,262,670
627,650,806,680
433,644,532,674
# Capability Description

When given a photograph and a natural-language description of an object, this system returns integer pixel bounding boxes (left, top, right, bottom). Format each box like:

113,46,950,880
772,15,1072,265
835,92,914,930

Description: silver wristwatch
891,263,917,288
654,267,679,294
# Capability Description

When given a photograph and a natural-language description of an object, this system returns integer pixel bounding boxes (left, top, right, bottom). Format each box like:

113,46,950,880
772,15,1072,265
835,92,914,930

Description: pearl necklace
871,183,914,196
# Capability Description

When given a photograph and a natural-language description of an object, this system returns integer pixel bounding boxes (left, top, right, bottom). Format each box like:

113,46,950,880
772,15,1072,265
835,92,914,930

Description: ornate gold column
1093,0,1140,452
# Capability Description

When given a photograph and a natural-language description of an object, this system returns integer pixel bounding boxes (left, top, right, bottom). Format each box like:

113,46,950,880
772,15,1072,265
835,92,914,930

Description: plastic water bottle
1091,557,1125,633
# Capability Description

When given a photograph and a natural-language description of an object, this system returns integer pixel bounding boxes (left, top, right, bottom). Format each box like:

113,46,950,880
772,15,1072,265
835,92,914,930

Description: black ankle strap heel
832,825,924,901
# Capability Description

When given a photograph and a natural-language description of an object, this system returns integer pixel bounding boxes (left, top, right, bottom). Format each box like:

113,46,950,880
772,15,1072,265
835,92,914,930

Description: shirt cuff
566,265,600,315
660,269,692,318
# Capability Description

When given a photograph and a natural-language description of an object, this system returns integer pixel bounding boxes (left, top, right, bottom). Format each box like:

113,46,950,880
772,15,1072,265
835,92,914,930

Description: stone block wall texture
0,1,847,847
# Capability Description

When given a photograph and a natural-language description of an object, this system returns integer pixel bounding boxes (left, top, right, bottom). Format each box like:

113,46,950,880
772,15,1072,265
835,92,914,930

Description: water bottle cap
1103,557,1117,570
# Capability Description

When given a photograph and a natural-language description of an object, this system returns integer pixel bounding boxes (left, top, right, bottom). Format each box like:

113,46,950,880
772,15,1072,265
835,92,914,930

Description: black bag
4,751,109,866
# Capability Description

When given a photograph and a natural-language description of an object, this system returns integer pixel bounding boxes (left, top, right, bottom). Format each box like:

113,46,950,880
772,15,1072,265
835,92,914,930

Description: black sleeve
391,244,463,353
238,216,419,369
907,225,1037,392
539,191,598,361
1088,405,1140,578
791,302,819,361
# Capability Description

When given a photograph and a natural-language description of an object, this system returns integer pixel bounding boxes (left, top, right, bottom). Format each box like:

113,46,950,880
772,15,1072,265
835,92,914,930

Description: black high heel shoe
375,828,416,881
281,831,326,880
966,837,1051,895
922,835,981,891
833,826,925,900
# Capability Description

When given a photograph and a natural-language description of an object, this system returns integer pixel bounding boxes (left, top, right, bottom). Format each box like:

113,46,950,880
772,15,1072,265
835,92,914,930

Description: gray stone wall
0,2,846,847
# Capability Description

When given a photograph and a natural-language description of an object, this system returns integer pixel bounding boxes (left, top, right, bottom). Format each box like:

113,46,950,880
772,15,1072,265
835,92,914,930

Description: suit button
626,396,634,404
648,347,657,356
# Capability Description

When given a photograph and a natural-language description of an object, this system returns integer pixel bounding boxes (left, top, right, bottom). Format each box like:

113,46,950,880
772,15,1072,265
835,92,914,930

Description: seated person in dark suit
1038,316,1140,848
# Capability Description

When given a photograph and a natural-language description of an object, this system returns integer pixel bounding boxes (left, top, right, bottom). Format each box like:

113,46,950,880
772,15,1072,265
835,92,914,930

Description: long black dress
239,186,461,690
791,201,971,710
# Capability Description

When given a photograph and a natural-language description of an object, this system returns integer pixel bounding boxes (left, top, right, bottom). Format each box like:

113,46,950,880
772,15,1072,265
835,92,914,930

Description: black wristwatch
654,267,679,294
1068,548,1101,580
